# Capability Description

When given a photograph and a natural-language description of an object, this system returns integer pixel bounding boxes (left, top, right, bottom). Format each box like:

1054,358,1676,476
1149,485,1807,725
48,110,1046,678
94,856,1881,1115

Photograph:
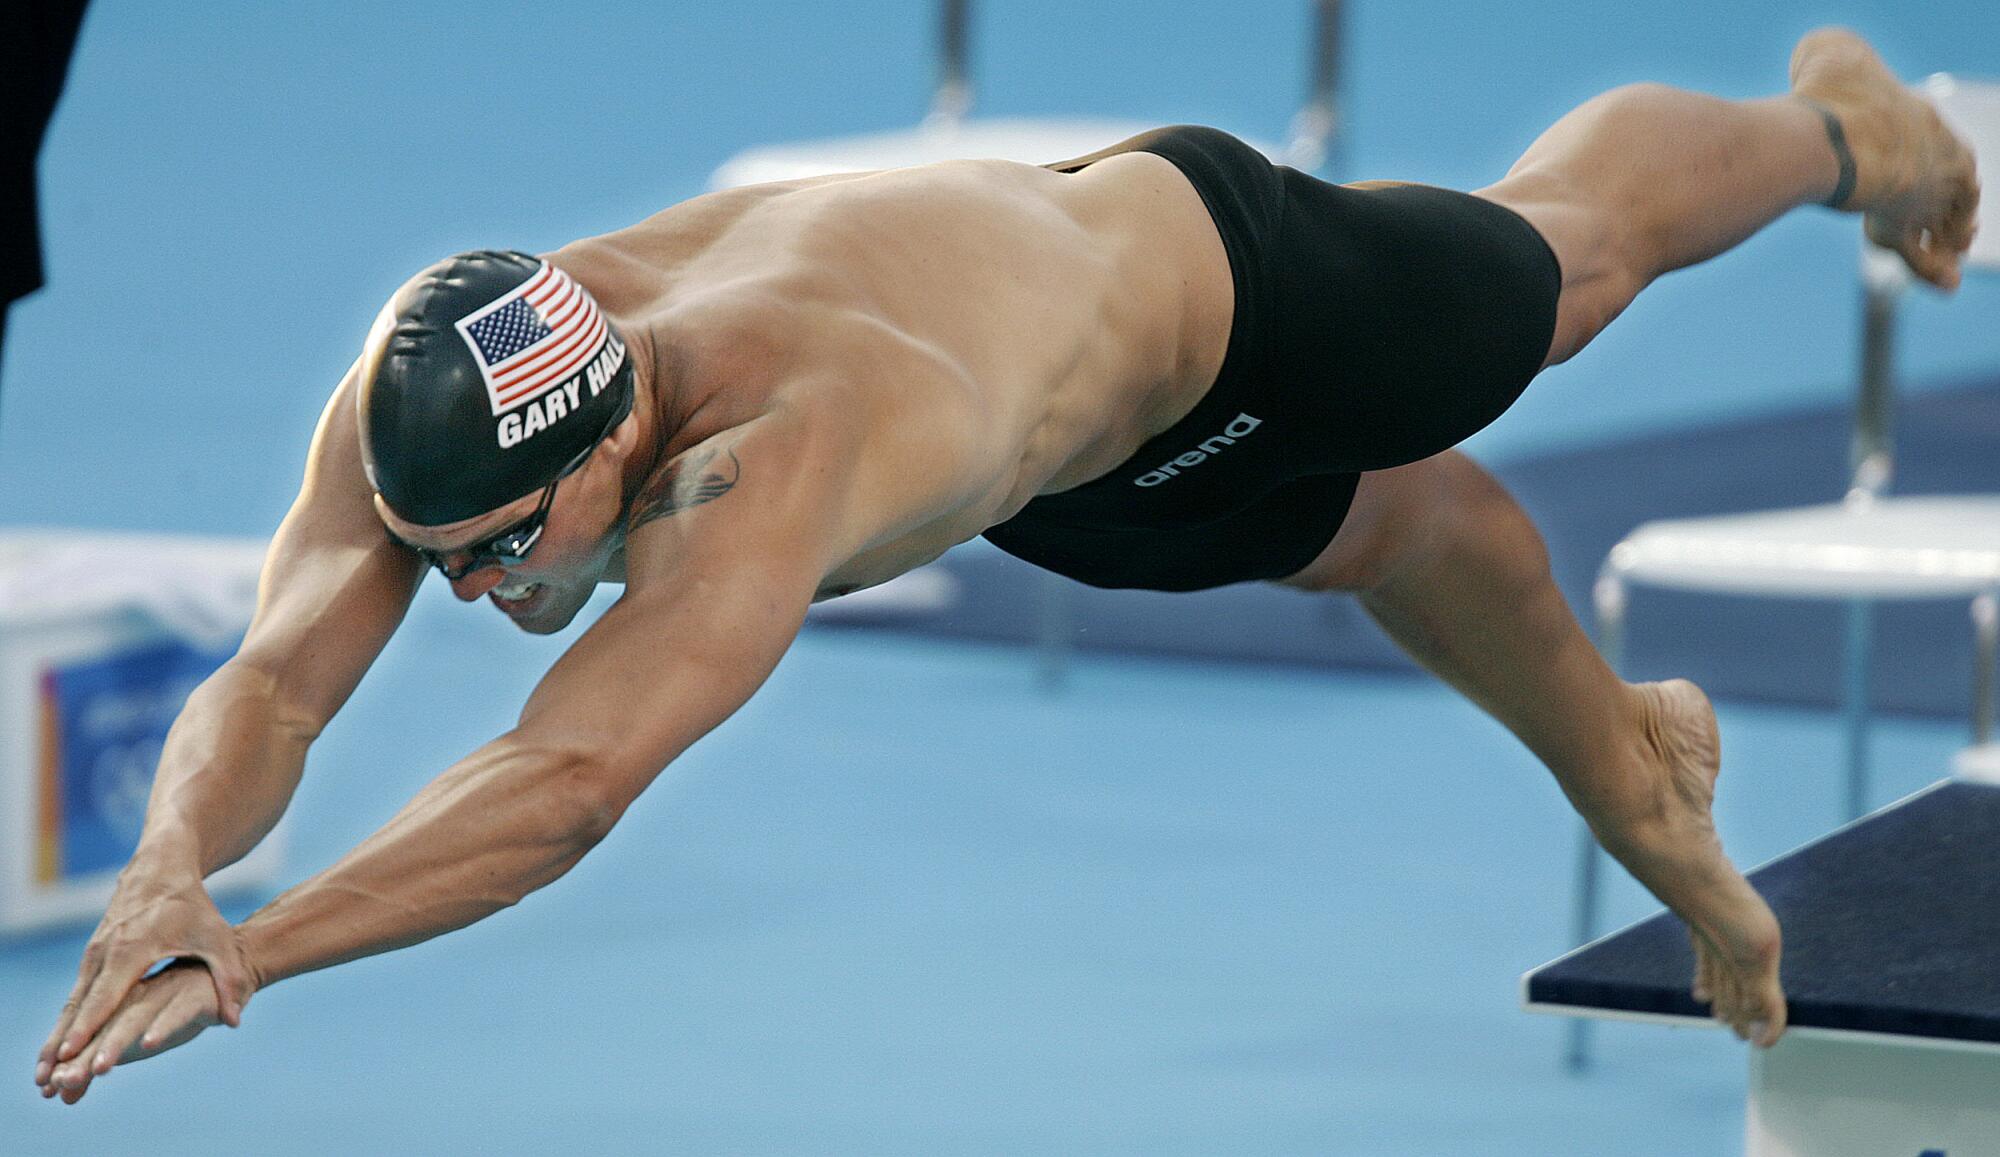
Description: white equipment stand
0,529,286,934
1529,779,2000,1157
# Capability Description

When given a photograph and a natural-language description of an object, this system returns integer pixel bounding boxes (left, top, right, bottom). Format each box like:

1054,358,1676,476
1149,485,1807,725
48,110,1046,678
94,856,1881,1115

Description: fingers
37,997,82,1088
51,1067,91,1105
41,877,250,1096
46,993,153,1102
90,979,178,1074
38,966,221,1104
143,979,220,1055
57,949,166,1066
40,942,109,1074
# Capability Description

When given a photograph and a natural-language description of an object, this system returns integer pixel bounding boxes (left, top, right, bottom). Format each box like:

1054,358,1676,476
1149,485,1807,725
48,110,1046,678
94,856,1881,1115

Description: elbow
511,736,631,850
560,774,624,850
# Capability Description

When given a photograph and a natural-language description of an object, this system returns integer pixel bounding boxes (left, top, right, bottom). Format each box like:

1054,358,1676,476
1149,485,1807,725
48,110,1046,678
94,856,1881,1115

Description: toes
1919,242,1963,290
1753,985,1790,1048
1882,223,1959,289
1935,180,1982,254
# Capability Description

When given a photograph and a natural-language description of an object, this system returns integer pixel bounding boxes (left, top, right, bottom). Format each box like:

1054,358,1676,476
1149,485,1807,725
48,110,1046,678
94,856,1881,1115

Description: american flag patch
455,261,610,417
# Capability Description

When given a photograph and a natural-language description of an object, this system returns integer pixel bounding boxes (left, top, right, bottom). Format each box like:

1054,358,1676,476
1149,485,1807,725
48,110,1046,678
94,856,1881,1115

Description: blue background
2,2,1996,1153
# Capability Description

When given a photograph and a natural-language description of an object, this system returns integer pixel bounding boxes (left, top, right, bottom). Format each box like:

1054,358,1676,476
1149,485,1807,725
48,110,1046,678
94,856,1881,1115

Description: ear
599,407,643,465
582,406,648,515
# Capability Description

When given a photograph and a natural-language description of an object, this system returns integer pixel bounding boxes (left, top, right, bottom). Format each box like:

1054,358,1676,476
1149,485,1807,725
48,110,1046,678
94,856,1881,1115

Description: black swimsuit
980,125,1562,592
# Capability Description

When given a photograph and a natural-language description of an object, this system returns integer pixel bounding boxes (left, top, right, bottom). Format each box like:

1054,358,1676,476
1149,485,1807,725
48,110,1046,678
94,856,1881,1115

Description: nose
449,565,508,602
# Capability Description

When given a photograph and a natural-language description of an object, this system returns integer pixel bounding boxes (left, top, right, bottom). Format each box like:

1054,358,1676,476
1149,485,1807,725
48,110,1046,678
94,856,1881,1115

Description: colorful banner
35,639,235,884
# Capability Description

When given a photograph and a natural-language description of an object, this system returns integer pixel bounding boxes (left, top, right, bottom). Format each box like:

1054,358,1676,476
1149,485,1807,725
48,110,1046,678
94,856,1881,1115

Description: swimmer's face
376,446,628,635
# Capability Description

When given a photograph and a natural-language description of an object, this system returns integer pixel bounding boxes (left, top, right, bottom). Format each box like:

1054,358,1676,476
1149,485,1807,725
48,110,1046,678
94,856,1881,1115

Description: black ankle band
1799,97,1857,209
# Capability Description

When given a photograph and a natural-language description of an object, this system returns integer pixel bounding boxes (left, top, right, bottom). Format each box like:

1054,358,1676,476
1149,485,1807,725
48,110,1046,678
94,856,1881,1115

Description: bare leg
1276,30,1980,1048
1283,452,1785,1046
1479,28,1979,367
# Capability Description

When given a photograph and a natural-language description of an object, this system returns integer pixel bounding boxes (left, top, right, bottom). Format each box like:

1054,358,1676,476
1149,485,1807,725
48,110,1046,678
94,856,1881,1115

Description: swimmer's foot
1790,27,1981,288
1605,680,1788,1048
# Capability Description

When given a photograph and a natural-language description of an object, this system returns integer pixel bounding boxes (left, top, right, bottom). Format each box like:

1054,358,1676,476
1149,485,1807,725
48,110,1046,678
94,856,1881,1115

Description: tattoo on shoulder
626,446,742,531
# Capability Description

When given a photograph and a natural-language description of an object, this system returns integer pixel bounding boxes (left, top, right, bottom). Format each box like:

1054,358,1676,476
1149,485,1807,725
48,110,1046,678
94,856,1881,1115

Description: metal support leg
1285,0,1343,172
928,0,971,124
1566,822,1602,1075
1841,598,1874,821
1566,565,1629,1073
1034,570,1072,694
1974,589,1997,744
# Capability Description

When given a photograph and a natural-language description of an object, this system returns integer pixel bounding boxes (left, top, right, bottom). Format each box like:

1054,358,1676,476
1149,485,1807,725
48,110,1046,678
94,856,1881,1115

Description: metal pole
1834,245,1903,817
1974,589,1997,744
1285,0,1342,172
1842,597,1874,820
930,0,972,125
1035,571,1072,694
1565,823,1600,1075
1567,565,1628,1074
1850,247,1904,502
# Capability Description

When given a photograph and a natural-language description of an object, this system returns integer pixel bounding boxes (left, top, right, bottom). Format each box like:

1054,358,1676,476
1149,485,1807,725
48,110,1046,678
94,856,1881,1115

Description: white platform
1930,73,2000,268
1748,1030,2000,1156
710,116,1281,189
1605,495,2000,599
1957,741,2000,783
1523,1003,2000,1156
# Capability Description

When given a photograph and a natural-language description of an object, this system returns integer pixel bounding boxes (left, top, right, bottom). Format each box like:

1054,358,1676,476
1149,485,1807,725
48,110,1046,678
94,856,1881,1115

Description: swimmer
37,28,1977,1101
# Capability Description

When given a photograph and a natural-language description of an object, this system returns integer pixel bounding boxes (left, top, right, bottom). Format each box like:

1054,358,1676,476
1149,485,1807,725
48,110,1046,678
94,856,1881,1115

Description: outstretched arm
36,365,423,1101
41,565,810,1099
236,548,816,987
41,371,981,1098
137,371,425,879
227,392,925,987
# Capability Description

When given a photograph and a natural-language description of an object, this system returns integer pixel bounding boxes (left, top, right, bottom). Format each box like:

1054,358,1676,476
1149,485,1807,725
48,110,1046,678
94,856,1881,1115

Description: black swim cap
358,249,635,525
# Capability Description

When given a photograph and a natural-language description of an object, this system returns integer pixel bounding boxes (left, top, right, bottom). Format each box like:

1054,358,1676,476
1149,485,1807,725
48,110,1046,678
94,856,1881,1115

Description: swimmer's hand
35,959,240,1104
34,868,258,1105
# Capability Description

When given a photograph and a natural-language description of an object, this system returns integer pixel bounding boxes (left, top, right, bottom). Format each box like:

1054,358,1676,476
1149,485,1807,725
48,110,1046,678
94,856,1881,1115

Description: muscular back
552,152,1237,589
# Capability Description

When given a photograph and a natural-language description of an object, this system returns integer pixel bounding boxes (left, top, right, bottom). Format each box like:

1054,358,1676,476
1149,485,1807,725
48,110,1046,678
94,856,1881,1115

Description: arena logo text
1133,412,1263,487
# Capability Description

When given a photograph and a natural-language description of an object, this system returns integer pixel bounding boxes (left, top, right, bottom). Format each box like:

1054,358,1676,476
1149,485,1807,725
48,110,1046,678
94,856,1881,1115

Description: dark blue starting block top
1525,780,2000,1045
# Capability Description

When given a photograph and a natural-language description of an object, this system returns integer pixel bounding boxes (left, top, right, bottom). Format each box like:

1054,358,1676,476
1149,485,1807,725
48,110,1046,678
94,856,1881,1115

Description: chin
512,614,568,636
492,585,589,634
513,600,589,635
